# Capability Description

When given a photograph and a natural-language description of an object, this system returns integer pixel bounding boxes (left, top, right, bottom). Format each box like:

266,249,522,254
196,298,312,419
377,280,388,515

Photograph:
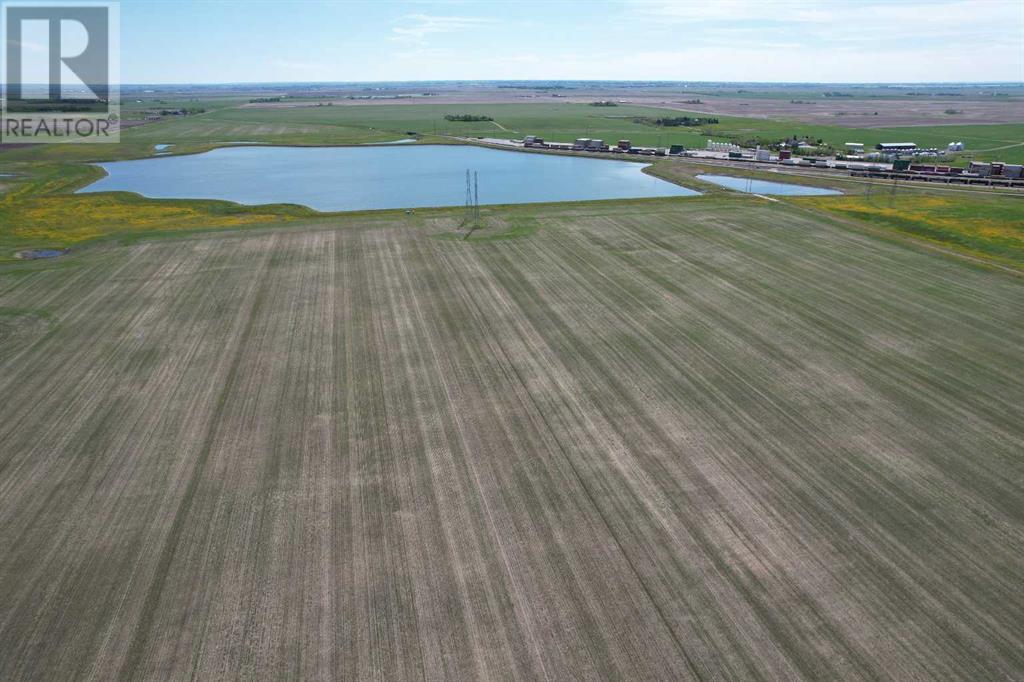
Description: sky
114,0,1023,84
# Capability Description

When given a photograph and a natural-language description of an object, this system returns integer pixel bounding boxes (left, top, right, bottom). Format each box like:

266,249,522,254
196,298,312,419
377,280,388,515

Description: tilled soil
1,202,1021,679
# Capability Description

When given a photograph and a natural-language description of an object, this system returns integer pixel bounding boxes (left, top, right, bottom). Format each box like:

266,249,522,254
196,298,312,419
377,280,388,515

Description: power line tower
462,169,481,238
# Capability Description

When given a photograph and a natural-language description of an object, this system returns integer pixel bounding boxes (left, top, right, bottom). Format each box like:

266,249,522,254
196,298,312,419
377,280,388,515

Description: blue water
79,145,699,211
696,174,841,196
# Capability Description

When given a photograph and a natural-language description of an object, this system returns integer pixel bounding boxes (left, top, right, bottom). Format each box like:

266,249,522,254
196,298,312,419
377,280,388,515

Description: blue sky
117,0,1023,83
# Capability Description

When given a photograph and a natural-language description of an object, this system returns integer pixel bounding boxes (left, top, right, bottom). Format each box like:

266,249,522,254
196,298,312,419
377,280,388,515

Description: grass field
1,200,1021,679
795,192,1024,268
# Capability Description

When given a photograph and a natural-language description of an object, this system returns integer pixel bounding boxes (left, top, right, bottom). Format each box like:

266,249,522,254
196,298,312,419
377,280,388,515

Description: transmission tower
462,169,482,238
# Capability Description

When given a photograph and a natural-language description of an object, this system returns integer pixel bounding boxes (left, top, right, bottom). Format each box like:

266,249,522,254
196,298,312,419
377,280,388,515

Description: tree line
444,114,493,122
633,116,719,127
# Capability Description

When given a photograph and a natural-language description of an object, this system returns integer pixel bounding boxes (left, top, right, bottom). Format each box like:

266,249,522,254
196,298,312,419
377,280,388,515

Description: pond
78,144,700,211
696,174,841,196
16,249,65,260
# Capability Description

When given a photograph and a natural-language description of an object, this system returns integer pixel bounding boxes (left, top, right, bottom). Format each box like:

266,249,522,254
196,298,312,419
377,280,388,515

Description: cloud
391,13,495,44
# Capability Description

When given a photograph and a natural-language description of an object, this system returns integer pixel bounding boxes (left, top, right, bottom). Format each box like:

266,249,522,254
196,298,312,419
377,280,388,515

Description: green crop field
1,199,1021,679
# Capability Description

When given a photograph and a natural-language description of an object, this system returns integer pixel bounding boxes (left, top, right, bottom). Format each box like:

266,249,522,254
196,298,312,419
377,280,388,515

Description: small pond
79,144,700,211
697,174,841,196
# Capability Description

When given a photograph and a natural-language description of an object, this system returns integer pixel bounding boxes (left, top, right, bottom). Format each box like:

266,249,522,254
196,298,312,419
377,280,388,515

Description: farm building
876,142,918,152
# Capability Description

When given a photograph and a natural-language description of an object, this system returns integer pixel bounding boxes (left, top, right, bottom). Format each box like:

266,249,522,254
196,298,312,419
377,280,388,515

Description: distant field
2,99,1021,165
1,200,1021,679
113,102,714,150
150,102,1024,163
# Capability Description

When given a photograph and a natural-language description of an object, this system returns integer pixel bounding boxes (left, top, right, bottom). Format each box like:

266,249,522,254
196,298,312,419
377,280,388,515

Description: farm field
1,200,1021,679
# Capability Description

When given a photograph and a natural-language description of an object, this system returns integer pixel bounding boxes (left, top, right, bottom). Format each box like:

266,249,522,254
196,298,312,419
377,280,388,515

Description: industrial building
876,142,918,152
